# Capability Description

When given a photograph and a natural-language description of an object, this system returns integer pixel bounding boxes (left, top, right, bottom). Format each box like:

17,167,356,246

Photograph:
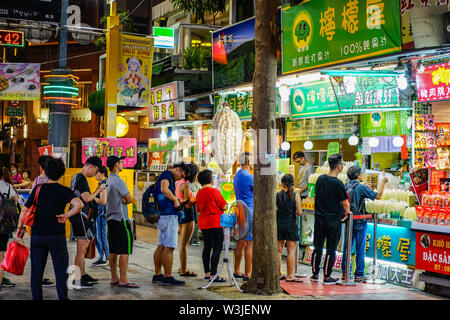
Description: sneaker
92,259,108,267
161,276,185,286
2,278,16,287
42,278,55,287
82,274,98,283
354,275,370,282
323,276,339,285
310,274,319,282
72,279,94,289
152,274,164,284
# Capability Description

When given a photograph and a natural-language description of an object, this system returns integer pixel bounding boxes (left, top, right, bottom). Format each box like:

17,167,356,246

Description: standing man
311,154,351,285
293,151,314,199
70,156,105,289
233,152,254,281
342,166,388,282
152,163,188,286
106,155,139,288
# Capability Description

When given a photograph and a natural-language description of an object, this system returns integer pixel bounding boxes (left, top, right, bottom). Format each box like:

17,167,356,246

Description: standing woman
276,174,302,282
16,158,84,300
177,163,199,277
0,168,21,289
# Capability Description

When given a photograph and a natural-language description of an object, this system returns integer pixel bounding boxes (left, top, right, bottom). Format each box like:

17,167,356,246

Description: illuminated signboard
416,61,450,103
0,30,24,47
153,27,175,49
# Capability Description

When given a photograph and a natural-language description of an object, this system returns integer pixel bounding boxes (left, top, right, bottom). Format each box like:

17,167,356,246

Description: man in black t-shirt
311,154,351,285
70,156,105,289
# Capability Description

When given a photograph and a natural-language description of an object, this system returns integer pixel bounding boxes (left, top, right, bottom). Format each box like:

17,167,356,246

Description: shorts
0,233,9,252
71,215,94,239
157,215,179,248
179,206,195,224
277,221,300,242
107,219,133,255
246,210,253,241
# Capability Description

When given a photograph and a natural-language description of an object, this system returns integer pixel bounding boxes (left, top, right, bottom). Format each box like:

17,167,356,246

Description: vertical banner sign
117,34,154,107
416,232,450,276
326,142,340,160
0,63,40,100
416,62,450,103
82,138,137,168
148,81,183,123
282,0,402,74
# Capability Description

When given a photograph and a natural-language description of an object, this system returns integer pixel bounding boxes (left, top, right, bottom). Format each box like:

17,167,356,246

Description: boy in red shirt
196,170,227,282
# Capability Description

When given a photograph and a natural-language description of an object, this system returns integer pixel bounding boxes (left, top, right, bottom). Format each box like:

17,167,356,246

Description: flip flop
286,278,303,283
233,273,245,279
110,281,119,286
180,271,197,277
118,282,140,288
204,276,210,280
279,275,287,280
210,277,226,283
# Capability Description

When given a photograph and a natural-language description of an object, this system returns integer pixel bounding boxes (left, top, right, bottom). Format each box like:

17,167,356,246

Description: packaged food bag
1,240,29,275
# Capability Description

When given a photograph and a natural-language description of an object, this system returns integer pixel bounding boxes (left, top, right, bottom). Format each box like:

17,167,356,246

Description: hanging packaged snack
424,151,437,169
438,208,447,226
423,206,431,224
436,147,450,170
426,132,437,149
416,205,424,223
415,133,427,149
415,114,425,131
425,114,436,131
415,151,425,169
446,208,450,226
436,123,450,147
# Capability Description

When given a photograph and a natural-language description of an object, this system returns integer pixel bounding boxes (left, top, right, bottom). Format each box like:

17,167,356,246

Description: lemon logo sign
293,11,313,51
292,89,305,113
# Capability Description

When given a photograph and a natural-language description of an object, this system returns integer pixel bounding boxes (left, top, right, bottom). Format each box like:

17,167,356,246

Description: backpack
346,181,367,222
69,174,94,229
142,183,160,224
0,185,19,234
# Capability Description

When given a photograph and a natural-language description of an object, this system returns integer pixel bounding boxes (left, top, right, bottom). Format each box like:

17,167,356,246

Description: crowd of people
0,150,382,299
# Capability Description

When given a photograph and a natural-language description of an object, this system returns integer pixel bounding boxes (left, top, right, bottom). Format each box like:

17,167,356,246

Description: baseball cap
107,155,125,170
85,156,103,169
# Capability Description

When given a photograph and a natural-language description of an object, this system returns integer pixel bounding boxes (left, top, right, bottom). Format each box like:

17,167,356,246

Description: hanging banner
416,61,450,103
326,142,340,160
82,138,137,168
148,138,177,152
38,145,53,156
286,115,357,141
214,93,253,120
0,63,40,101
281,0,402,74
360,111,411,137
415,232,450,276
148,81,184,123
117,34,154,108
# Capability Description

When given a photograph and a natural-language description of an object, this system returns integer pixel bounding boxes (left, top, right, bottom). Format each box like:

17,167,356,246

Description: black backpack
0,186,19,234
142,183,160,224
346,181,367,219
69,174,95,229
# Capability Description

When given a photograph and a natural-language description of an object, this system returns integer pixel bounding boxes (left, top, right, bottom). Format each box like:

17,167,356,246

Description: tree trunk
242,0,280,295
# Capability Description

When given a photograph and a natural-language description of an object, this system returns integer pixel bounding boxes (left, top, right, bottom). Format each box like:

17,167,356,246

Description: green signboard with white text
360,111,411,137
282,0,402,74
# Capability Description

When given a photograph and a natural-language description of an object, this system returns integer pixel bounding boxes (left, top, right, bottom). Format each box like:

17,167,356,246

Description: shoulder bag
22,184,43,227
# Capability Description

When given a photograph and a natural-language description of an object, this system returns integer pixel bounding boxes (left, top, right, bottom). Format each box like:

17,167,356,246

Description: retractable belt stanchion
295,214,306,278
365,212,386,285
338,212,357,286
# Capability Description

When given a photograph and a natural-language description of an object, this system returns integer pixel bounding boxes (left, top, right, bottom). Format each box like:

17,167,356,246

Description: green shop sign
282,0,402,74
360,111,411,137
215,92,280,121
291,78,401,119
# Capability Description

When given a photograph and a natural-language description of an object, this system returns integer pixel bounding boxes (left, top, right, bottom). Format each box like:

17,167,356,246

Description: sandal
180,271,197,277
118,282,140,288
233,273,245,279
286,278,303,283
210,277,226,283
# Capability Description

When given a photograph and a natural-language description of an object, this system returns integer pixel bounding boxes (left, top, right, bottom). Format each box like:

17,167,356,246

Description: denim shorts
157,215,179,248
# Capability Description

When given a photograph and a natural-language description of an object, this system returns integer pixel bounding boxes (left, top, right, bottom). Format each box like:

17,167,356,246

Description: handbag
1,240,29,275
85,238,96,259
23,184,43,227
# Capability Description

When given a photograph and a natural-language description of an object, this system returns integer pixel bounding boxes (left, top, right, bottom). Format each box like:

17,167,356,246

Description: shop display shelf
411,222,450,235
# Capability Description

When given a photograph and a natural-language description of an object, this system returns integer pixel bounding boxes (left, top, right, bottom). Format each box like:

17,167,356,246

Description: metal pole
365,213,386,284
59,0,69,69
338,213,357,286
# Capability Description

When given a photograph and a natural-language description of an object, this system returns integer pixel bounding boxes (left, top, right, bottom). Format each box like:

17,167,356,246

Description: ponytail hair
281,174,295,200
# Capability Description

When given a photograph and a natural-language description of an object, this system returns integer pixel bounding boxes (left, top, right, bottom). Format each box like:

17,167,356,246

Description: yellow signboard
117,34,154,107
287,116,357,141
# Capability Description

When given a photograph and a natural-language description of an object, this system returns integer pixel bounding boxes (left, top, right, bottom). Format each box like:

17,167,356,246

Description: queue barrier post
338,212,357,286
365,212,386,285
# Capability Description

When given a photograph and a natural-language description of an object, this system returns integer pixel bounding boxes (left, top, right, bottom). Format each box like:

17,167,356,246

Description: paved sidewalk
0,225,445,300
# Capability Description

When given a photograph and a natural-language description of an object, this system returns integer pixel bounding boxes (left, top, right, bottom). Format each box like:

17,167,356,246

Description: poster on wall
415,232,450,276
281,0,402,74
360,111,411,137
0,63,40,101
416,61,450,103
117,34,154,108
82,138,137,168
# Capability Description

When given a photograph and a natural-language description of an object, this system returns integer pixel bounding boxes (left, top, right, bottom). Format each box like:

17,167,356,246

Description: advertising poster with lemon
281,0,402,74
117,34,154,107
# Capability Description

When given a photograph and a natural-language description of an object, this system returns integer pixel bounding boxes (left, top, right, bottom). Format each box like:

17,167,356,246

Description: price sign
0,30,24,48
